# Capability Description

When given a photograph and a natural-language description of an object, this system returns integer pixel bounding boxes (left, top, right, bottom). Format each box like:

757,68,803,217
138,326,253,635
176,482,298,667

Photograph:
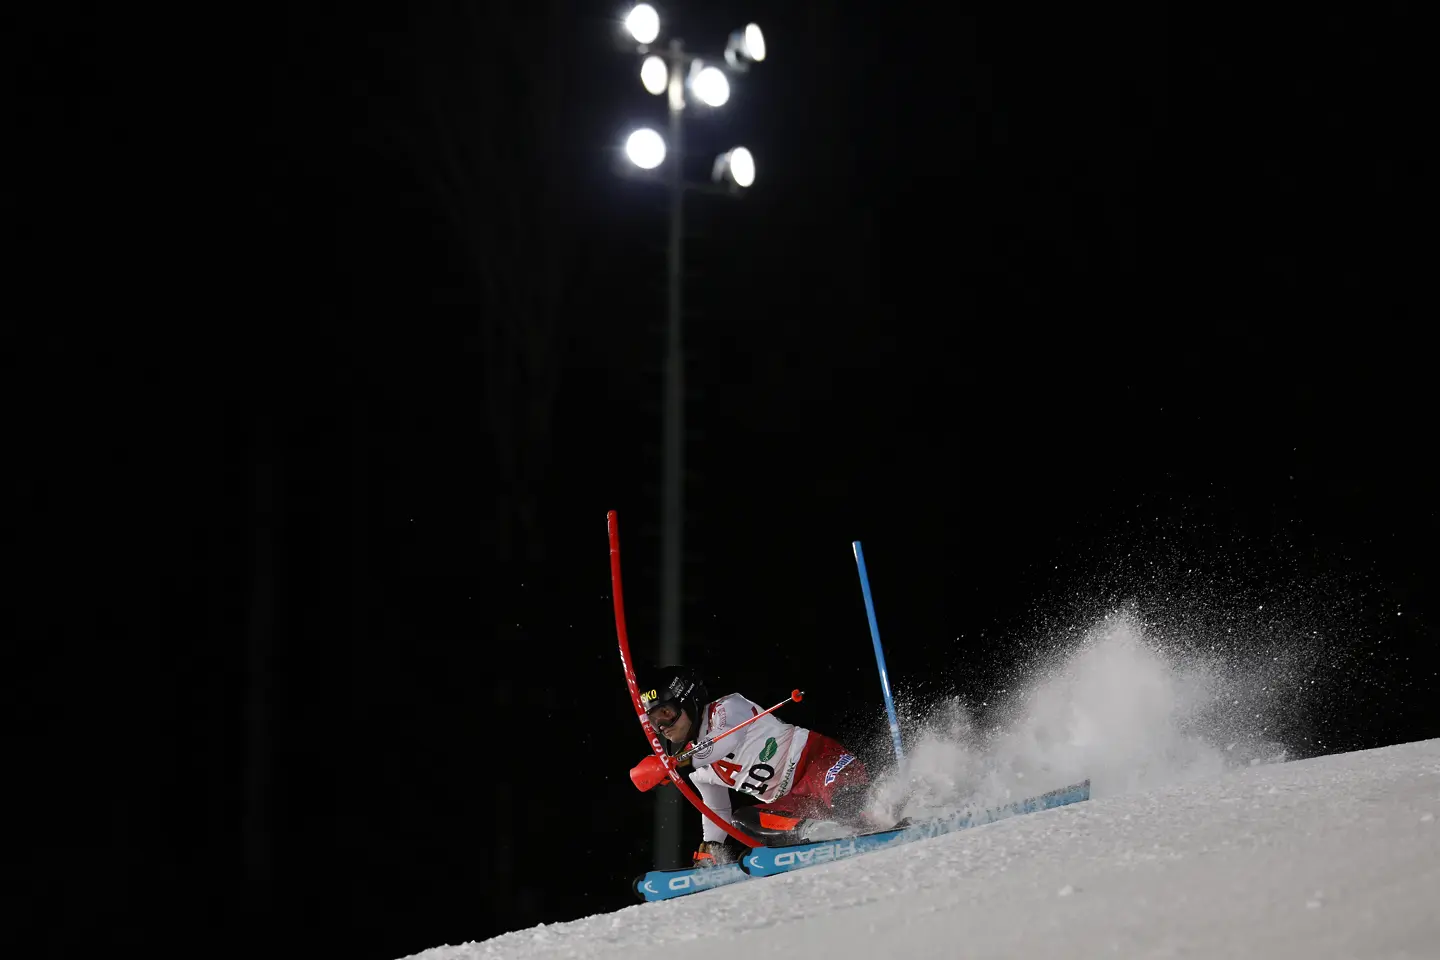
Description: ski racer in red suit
639,665,879,867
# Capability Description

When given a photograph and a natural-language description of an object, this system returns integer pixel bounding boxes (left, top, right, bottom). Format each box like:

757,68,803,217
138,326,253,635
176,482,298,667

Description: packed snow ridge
408,738,1440,960
409,614,1435,958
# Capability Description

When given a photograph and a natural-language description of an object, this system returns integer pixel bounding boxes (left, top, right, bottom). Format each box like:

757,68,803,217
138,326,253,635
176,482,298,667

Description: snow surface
406,737,1440,960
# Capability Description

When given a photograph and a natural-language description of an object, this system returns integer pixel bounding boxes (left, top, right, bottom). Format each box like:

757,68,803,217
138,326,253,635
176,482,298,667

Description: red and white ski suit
687,692,868,842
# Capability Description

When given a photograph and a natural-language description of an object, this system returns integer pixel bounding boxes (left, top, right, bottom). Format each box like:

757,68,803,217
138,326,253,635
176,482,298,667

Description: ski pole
630,690,803,791
674,689,803,764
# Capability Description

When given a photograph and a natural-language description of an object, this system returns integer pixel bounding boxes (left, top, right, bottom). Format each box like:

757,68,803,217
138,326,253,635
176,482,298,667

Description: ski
634,863,749,903
632,778,1091,902
744,778,1090,876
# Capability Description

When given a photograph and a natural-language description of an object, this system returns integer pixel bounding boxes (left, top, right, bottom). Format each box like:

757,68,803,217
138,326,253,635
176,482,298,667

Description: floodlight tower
617,3,767,868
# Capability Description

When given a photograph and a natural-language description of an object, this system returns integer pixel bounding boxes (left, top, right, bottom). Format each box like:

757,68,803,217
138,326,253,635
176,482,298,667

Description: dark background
8,2,1432,958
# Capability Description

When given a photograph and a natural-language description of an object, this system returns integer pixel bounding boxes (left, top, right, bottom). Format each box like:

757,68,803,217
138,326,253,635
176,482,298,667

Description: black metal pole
656,35,686,869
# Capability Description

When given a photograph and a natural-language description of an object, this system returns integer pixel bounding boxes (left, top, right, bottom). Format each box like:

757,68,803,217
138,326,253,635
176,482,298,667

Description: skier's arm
691,770,734,843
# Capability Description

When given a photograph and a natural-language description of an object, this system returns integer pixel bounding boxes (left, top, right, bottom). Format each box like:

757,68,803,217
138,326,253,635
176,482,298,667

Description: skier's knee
731,804,807,843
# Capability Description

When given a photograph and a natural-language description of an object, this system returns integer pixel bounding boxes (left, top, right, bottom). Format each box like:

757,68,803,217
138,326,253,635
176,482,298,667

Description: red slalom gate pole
608,510,756,846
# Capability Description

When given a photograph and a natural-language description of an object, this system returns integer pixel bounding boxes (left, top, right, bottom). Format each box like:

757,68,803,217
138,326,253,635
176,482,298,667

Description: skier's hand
692,840,736,867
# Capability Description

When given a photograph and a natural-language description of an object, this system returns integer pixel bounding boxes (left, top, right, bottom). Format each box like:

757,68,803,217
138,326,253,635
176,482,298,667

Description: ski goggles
646,700,682,730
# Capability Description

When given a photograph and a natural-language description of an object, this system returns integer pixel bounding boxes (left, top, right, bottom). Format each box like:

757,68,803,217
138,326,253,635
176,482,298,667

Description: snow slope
407,738,1440,960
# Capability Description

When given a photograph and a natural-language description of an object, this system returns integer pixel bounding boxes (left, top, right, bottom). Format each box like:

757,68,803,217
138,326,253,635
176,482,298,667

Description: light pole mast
661,36,685,690
657,34,686,867
615,4,767,870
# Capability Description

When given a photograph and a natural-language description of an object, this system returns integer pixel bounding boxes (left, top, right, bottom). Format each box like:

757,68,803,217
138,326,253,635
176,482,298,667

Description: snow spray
863,608,1305,824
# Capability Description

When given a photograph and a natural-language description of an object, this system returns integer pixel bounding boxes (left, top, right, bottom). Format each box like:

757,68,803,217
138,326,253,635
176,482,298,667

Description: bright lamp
743,24,766,62
640,55,667,95
625,128,666,169
624,4,660,46
713,146,756,189
726,23,767,69
728,147,755,187
692,65,730,108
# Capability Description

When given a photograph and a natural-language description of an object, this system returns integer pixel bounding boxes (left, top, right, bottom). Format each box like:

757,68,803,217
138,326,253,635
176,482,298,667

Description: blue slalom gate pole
852,541,903,761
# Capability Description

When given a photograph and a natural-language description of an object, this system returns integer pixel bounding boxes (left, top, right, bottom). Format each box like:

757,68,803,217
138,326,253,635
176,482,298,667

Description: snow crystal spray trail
867,609,1293,824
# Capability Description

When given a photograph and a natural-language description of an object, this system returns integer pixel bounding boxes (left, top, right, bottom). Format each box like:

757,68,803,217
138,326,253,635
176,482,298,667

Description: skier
638,665,879,867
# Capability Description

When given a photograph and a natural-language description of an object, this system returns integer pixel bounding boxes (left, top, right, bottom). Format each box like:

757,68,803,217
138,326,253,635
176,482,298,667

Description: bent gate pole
608,510,755,847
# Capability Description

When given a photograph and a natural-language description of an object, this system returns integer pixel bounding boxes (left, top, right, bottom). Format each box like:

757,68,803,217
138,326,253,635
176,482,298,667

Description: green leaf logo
759,737,777,762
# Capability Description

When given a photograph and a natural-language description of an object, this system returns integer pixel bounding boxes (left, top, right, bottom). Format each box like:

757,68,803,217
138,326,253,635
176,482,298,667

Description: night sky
11,2,1433,959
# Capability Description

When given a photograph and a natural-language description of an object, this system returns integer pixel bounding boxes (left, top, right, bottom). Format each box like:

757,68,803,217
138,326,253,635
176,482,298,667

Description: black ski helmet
639,665,710,752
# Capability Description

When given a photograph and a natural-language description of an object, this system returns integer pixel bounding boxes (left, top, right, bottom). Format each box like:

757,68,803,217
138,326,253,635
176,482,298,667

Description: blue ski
744,778,1090,876
633,779,1090,901
634,863,749,902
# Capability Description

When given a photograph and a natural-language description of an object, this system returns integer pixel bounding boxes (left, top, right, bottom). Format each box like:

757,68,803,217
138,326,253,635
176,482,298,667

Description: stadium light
725,24,766,69
712,147,756,189
625,128,666,169
610,17,768,872
745,24,766,61
624,4,660,46
640,55,667,95
691,64,730,108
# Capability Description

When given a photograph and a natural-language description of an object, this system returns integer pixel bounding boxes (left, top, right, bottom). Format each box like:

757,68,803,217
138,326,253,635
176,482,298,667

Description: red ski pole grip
630,754,670,792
